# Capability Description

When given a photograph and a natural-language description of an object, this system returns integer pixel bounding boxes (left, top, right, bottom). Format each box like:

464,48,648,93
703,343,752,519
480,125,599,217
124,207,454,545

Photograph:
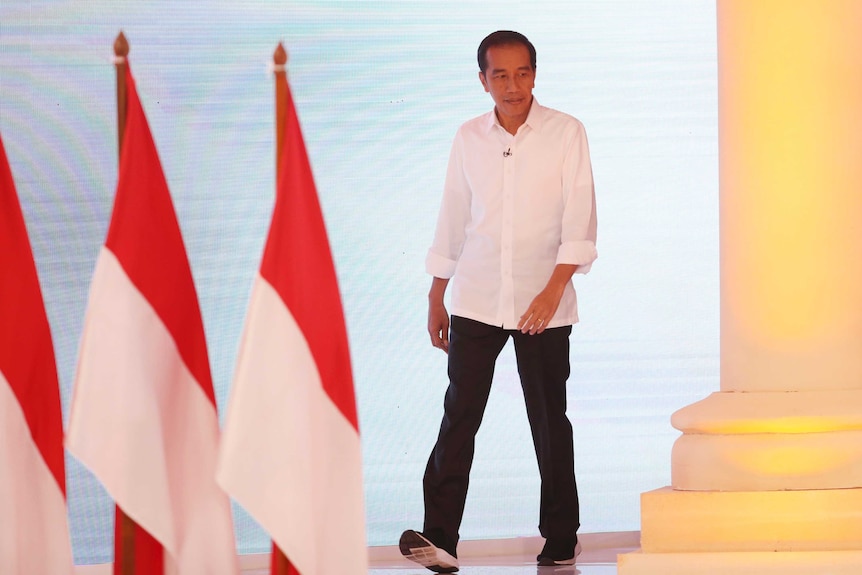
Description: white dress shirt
426,99,597,329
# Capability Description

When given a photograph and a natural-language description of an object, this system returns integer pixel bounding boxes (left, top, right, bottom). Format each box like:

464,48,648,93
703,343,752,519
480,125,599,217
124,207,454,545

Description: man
399,30,598,572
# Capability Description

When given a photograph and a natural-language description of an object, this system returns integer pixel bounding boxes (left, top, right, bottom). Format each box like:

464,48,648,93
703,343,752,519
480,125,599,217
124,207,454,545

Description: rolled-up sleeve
426,129,471,279
425,250,458,278
556,120,598,274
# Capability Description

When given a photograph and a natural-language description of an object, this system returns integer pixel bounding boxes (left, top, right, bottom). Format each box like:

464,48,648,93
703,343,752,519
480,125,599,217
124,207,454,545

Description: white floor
73,532,639,575
237,532,639,575
367,532,636,575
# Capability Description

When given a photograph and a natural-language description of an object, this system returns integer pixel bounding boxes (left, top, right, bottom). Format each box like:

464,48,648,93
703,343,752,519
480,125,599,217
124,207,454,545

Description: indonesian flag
0,135,74,575
65,64,238,575
217,75,367,574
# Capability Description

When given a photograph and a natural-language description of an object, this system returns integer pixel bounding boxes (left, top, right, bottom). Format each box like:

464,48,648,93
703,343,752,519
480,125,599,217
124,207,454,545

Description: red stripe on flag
104,65,216,406
114,507,165,575
270,544,300,575
259,79,358,430
0,134,66,495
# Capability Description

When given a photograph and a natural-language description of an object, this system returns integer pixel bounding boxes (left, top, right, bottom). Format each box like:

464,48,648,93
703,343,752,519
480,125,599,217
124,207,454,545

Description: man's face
479,43,536,126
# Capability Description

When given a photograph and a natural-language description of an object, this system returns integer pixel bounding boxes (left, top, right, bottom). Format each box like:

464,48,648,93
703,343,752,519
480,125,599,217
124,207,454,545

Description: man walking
399,30,598,572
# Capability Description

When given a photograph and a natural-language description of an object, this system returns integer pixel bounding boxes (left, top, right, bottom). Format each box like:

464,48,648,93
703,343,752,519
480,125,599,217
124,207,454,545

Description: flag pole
113,30,136,575
274,42,287,176
270,41,297,575
115,32,129,159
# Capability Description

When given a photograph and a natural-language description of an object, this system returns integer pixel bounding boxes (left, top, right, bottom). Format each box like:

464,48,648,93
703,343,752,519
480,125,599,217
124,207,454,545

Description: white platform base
640,486,862,552
618,549,862,575
620,486,862,574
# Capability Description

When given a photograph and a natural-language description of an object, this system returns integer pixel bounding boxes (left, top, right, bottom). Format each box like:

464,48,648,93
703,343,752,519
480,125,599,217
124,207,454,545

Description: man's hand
428,301,450,353
428,277,451,353
518,288,562,335
518,264,577,335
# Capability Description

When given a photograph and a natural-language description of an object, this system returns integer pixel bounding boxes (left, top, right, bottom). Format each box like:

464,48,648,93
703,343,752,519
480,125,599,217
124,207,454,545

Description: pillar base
670,391,862,490
672,430,862,490
618,487,862,574
618,549,862,575
640,487,862,553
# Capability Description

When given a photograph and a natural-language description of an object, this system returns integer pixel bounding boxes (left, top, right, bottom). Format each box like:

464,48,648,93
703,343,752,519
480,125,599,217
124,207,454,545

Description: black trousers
422,315,579,552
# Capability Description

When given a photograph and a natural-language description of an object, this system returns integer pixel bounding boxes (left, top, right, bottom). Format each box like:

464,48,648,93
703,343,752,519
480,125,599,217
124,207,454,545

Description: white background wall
0,0,717,563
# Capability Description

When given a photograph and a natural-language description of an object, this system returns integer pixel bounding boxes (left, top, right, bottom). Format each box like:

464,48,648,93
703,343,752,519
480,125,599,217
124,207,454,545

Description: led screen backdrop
0,0,718,564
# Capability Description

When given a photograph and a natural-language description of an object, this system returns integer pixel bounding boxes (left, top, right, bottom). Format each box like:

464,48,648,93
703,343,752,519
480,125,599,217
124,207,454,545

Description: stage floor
241,532,639,575
245,553,624,575
365,547,627,574
72,533,637,575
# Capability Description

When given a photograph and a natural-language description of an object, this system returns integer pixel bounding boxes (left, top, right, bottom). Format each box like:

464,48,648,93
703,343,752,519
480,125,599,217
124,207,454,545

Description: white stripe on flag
0,372,73,575
66,248,237,575
218,274,366,575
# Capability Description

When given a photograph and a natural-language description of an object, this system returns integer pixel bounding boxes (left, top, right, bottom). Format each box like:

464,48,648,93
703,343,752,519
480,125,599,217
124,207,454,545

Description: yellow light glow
640,487,862,553
720,0,862,346
701,416,860,435
728,444,854,477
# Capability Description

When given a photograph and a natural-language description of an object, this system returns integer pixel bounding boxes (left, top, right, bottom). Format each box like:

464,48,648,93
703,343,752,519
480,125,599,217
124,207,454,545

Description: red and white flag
217,76,367,574
65,65,238,575
0,135,74,575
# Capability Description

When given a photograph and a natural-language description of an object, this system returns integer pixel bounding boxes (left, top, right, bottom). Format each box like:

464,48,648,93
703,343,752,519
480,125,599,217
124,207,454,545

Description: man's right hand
428,277,451,353
428,302,450,354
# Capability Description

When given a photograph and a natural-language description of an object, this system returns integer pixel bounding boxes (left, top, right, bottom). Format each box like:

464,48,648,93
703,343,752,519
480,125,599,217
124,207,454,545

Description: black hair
477,30,537,73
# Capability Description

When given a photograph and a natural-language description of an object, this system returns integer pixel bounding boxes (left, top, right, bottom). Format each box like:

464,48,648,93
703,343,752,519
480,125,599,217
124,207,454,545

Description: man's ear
478,71,490,93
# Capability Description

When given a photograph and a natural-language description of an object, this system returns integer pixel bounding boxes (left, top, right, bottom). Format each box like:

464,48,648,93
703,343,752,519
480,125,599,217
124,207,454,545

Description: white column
619,2,862,573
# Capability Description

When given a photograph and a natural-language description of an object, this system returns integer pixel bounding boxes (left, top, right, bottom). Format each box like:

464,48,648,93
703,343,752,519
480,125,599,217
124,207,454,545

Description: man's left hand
518,287,563,335
518,264,577,334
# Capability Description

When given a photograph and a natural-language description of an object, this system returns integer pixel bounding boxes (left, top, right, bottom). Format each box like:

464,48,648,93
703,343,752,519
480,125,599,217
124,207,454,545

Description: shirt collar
484,97,545,135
